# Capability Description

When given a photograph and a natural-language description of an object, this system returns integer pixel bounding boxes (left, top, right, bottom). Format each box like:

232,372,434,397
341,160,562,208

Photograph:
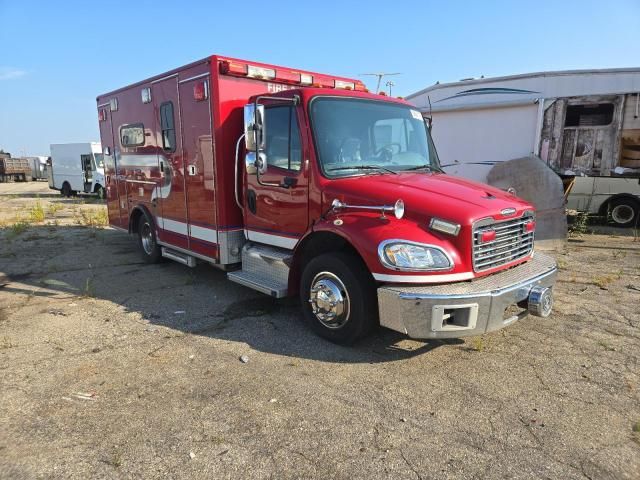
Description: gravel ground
0,187,639,479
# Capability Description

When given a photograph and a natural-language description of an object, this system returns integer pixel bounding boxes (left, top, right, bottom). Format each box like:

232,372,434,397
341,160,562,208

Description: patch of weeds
7,221,29,238
101,449,123,469
556,258,568,270
83,276,96,298
0,336,15,350
76,208,109,227
28,200,45,223
568,211,589,237
592,273,619,289
597,340,616,352
471,336,485,352
46,203,64,217
612,250,626,260
633,421,640,445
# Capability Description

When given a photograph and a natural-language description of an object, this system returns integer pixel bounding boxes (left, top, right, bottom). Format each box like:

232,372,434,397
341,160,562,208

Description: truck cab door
244,104,308,249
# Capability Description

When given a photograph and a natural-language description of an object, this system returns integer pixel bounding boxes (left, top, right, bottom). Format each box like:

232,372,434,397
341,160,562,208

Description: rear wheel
61,182,71,197
137,213,162,263
608,197,639,228
300,252,378,344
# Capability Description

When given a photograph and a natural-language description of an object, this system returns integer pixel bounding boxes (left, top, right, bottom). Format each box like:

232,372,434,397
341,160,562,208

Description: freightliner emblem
501,208,516,216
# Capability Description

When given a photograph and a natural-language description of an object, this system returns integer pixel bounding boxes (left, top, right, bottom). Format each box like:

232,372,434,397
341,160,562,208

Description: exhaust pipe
528,286,553,317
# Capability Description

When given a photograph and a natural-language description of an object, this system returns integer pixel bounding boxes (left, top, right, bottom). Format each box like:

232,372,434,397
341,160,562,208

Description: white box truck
49,143,105,197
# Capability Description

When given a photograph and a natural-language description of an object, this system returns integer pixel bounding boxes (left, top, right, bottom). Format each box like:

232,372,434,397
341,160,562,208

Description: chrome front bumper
377,252,557,339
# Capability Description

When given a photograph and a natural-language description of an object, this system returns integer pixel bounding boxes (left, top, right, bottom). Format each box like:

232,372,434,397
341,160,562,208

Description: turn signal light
525,220,536,233
479,230,496,243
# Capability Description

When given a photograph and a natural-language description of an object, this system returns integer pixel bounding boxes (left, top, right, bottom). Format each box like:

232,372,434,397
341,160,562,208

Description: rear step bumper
377,252,557,339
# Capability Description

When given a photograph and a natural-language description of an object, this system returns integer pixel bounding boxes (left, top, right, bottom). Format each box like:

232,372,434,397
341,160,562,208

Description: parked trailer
0,157,31,182
406,68,640,227
27,156,49,181
49,143,105,197
97,55,557,344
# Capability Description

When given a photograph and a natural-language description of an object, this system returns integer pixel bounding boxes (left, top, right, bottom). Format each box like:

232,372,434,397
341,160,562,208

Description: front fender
310,212,469,283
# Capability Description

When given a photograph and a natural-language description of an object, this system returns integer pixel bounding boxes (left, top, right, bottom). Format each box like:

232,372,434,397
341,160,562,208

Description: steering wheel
375,143,402,156
375,143,402,163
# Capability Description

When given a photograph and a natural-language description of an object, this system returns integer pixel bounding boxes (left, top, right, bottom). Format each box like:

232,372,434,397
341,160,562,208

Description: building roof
406,67,640,99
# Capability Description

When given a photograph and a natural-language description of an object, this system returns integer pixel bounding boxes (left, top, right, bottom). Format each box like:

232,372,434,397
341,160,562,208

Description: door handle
281,176,297,189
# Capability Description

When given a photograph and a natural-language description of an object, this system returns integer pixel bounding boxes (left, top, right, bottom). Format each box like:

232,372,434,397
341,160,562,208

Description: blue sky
1,0,639,156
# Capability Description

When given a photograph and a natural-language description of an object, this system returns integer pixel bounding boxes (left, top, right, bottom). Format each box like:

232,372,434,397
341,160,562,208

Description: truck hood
322,172,533,224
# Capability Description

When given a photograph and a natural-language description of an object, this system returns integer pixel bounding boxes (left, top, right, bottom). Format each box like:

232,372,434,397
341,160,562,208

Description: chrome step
227,270,287,297
161,247,196,267
226,242,291,298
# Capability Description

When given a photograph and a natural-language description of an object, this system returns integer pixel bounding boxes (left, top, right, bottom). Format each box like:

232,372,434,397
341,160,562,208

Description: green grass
7,221,29,238
28,200,45,223
568,211,589,237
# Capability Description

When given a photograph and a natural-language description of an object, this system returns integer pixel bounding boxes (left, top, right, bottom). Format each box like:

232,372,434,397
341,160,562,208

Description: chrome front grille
472,215,534,272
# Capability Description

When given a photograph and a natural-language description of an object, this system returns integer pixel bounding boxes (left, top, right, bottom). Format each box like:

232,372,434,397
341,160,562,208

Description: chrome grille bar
472,214,534,272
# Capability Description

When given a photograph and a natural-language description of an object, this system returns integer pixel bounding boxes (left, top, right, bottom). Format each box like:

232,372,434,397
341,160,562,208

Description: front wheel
608,198,639,228
95,185,105,200
137,214,162,263
300,252,378,344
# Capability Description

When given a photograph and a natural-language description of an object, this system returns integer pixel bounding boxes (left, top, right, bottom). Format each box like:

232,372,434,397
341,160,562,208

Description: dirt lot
0,185,639,480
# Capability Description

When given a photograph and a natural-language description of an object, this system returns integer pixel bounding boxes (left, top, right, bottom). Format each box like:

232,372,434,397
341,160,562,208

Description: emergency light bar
219,60,366,91
334,80,355,90
247,65,276,80
300,73,313,85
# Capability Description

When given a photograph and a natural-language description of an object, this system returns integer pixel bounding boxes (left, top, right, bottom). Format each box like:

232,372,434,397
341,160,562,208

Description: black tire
95,185,105,200
61,182,71,197
300,252,378,344
137,213,162,263
608,197,639,228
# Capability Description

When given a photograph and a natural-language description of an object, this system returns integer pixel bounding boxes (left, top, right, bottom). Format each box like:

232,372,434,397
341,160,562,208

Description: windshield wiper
327,165,398,175
402,164,443,173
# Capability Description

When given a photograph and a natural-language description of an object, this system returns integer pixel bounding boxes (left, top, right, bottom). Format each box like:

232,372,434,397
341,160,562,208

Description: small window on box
160,102,176,152
120,123,145,147
564,103,614,127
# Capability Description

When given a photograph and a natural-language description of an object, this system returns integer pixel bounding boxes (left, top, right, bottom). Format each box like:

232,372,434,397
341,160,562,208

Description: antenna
426,95,433,130
359,72,401,93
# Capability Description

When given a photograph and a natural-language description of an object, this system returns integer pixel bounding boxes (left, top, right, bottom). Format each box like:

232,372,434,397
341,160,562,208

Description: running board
226,243,291,298
227,270,287,298
161,247,196,267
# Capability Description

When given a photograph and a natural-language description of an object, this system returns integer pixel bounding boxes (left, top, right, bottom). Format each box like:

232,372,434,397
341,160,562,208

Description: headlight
379,240,452,271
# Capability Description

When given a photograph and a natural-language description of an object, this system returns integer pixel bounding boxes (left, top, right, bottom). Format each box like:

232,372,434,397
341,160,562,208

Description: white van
49,143,105,197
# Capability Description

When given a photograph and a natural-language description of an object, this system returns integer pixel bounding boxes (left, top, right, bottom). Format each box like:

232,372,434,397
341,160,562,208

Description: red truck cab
97,55,557,344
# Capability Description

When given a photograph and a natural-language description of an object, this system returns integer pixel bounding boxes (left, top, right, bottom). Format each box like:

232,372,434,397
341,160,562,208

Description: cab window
264,106,301,172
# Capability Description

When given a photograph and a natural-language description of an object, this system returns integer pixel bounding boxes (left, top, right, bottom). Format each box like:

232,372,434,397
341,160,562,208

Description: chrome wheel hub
308,272,350,329
141,222,154,254
611,204,634,225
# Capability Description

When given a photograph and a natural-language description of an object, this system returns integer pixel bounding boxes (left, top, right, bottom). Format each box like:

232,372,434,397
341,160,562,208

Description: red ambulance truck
96,55,557,344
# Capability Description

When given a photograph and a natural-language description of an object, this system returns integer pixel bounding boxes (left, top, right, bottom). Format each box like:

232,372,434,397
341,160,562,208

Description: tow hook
528,286,553,317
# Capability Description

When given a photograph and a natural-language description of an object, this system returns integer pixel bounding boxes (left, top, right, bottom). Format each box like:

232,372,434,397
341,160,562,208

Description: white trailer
49,143,105,197
406,68,640,227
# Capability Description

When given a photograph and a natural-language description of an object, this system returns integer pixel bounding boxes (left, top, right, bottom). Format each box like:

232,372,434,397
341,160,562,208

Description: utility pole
385,80,395,96
359,72,401,94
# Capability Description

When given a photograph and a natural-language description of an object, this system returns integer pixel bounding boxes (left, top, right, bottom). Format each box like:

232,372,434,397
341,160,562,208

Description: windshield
310,98,440,178
93,153,104,169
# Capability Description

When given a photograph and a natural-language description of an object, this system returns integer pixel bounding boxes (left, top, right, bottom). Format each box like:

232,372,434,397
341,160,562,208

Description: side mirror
243,103,265,152
245,151,267,175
